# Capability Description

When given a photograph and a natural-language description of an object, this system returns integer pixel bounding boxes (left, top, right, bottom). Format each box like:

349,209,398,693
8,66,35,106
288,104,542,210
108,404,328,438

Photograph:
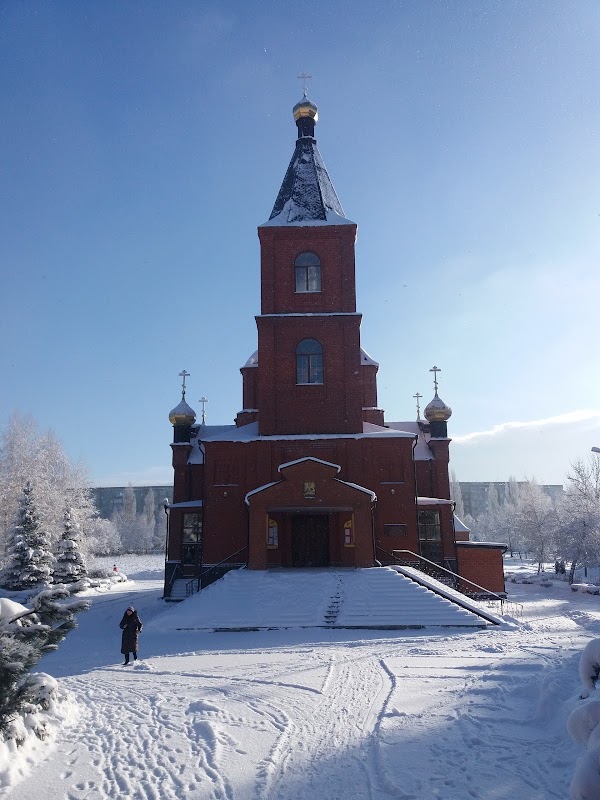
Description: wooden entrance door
292,515,330,567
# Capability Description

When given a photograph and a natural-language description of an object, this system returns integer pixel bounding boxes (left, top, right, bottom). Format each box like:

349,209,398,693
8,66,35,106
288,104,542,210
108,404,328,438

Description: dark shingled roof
263,136,353,227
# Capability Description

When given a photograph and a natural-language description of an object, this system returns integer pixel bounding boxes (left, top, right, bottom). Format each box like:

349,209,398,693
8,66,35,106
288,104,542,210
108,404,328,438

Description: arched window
294,252,321,293
296,339,324,384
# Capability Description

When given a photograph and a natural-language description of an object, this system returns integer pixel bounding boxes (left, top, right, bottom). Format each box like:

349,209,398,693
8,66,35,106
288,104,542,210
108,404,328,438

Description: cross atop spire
178,369,190,398
297,72,312,98
413,392,423,420
199,396,208,425
429,365,441,393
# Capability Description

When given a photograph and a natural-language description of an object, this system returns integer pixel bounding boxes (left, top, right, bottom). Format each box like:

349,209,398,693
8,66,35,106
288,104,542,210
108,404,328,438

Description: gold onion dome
169,397,196,426
424,391,452,423
293,96,318,123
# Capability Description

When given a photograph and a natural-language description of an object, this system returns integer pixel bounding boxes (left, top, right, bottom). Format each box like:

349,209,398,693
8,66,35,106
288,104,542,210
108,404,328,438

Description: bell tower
255,95,364,436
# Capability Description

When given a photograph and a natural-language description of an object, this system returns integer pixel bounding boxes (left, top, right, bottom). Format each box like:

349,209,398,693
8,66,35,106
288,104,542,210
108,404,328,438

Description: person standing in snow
119,606,142,665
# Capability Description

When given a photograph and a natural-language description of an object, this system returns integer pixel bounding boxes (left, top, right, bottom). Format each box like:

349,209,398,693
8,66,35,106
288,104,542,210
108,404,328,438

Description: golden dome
169,398,196,426
293,97,318,123
424,391,452,423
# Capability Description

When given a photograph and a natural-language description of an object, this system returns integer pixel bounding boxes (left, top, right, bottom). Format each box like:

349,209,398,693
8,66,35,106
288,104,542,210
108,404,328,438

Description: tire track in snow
254,651,393,800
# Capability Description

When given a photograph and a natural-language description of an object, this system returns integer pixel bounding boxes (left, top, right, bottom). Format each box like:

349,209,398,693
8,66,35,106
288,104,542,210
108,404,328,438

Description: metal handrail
376,546,456,582
167,562,182,594
392,548,509,613
185,547,247,596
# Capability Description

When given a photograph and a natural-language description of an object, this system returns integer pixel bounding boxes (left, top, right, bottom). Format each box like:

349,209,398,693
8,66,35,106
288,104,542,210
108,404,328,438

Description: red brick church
164,95,506,600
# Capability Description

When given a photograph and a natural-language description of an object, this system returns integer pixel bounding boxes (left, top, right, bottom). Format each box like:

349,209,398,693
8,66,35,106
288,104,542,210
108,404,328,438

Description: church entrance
292,514,330,567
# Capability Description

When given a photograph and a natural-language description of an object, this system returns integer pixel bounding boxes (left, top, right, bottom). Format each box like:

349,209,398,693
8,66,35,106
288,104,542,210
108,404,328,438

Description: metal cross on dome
297,72,312,98
413,392,423,419
429,365,441,392
178,370,190,397
199,396,208,425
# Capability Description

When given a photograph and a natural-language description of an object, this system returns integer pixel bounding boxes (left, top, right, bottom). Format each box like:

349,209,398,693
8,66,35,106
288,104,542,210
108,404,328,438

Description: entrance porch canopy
245,457,377,569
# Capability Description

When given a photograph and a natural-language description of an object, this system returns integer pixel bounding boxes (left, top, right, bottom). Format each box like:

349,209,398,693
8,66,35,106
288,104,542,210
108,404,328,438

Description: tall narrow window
418,510,442,563
295,252,321,293
296,339,324,384
182,512,203,566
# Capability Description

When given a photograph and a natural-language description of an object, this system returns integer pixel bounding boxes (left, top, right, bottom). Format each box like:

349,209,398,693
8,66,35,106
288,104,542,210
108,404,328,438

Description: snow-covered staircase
151,567,499,631
167,579,190,601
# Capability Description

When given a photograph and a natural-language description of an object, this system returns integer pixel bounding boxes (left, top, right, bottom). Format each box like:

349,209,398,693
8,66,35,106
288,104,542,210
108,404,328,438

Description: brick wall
455,546,506,594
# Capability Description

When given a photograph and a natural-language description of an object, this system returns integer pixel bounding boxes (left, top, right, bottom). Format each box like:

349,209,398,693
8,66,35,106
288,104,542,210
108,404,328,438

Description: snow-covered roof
360,348,379,367
167,501,203,509
195,421,416,445
189,424,240,464
243,350,258,368
244,481,282,505
335,479,377,501
453,514,470,533
417,497,454,506
261,136,355,227
277,457,341,474
386,421,434,461
455,541,508,550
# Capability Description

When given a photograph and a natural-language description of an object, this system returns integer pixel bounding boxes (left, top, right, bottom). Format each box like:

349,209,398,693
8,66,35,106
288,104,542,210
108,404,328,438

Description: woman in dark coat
119,606,142,665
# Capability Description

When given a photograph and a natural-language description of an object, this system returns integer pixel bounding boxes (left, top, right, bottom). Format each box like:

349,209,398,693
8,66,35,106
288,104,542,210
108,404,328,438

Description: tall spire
262,94,353,227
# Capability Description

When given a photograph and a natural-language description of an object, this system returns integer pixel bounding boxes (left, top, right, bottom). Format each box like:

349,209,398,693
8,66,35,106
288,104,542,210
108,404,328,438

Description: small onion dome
424,391,452,423
293,96,318,123
243,350,258,368
169,397,196,426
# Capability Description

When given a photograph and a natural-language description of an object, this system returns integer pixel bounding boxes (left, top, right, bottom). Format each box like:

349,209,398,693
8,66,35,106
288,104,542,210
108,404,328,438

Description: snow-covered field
2,555,600,799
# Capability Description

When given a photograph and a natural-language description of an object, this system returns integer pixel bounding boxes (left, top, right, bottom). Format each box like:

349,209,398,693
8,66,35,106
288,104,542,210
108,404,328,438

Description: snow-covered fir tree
53,507,87,584
0,413,97,562
0,584,88,740
0,483,56,590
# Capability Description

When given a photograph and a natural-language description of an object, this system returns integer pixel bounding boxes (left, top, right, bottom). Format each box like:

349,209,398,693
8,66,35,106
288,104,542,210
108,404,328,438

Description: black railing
391,548,511,612
185,547,247,597
166,562,182,597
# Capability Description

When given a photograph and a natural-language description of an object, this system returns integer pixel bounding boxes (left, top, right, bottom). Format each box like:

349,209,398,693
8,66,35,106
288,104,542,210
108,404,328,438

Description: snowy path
3,558,597,799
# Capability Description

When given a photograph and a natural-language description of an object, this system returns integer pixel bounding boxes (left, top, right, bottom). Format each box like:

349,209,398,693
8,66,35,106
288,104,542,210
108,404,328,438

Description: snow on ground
2,555,600,799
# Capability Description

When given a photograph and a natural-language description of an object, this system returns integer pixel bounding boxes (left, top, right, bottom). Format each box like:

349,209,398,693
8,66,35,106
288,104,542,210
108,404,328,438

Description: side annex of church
164,95,506,600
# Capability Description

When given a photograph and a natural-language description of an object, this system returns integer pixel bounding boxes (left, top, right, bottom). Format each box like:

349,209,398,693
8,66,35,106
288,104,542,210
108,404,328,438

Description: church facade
164,95,506,600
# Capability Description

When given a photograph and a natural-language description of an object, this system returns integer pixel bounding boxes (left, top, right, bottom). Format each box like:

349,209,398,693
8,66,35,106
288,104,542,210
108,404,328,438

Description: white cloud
453,409,600,444
451,410,600,483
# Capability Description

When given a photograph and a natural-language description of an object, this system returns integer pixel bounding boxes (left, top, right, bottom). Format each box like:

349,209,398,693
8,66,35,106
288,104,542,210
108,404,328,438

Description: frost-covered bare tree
470,482,510,546
0,413,97,561
449,471,465,520
142,488,158,552
112,486,154,554
112,485,137,552
556,456,600,583
513,479,558,573
86,517,122,556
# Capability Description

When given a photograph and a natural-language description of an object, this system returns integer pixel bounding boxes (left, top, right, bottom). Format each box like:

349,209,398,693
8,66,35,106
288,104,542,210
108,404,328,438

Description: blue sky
1,1,599,488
